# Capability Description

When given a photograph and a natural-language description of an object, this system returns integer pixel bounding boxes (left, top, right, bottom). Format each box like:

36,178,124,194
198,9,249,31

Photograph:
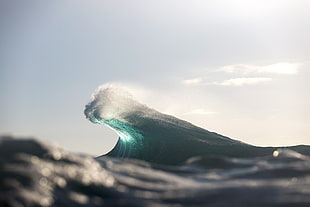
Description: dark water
1,137,310,207
1,85,310,206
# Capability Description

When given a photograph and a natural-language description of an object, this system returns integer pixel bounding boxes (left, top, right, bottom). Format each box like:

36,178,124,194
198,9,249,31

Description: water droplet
53,151,62,160
41,168,51,176
69,192,89,204
54,176,67,188
82,175,91,185
39,177,49,186
40,197,53,206
105,176,115,187
273,150,279,157
30,156,39,164
67,167,77,178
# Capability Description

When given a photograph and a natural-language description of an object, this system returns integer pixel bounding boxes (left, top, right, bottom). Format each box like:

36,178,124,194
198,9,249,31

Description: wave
2,84,310,206
84,84,310,165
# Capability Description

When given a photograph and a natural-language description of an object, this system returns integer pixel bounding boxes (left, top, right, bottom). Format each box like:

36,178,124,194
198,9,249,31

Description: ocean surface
1,85,310,206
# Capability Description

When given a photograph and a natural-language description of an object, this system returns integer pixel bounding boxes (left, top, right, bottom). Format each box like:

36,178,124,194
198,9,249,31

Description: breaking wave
84,84,310,165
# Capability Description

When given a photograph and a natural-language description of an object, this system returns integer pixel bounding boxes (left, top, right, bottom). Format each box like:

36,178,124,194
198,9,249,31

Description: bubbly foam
84,84,148,123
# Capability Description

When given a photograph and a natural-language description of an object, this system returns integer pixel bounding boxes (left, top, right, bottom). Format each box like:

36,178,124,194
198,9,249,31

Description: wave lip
84,85,149,123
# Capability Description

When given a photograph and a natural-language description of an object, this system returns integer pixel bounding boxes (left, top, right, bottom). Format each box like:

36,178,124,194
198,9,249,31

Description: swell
85,85,310,165
99,114,275,165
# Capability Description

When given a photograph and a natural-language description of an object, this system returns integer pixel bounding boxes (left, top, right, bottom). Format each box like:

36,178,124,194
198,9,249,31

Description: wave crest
84,84,149,124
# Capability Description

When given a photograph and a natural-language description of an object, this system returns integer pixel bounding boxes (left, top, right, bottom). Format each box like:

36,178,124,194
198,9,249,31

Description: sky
1,0,310,155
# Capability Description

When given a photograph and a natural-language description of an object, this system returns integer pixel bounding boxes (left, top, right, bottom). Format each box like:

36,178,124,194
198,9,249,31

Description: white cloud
261,63,300,74
219,62,300,75
216,77,272,86
182,78,203,86
182,62,300,88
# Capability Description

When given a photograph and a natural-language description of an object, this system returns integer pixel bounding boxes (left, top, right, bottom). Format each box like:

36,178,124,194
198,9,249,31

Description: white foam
85,84,149,123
